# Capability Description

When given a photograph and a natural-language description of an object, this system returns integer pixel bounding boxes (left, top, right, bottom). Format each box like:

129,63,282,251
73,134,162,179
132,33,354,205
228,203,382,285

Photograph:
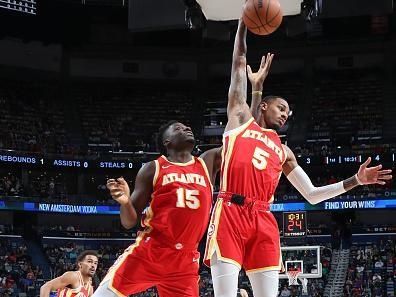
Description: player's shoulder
137,161,157,181
140,160,156,171
281,144,297,163
60,270,81,284
281,144,292,154
199,147,222,161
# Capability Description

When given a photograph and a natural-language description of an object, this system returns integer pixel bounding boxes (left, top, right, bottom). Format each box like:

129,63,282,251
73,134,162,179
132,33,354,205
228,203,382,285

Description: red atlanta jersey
141,155,213,247
220,118,287,203
57,271,92,297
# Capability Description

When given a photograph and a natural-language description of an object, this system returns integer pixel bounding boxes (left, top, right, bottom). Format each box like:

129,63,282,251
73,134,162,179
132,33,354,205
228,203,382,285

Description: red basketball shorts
204,198,282,273
101,235,200,297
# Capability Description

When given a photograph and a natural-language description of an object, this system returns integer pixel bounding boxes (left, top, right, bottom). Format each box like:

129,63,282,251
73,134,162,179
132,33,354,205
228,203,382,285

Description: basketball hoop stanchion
286,271,308,294
301,277,308,294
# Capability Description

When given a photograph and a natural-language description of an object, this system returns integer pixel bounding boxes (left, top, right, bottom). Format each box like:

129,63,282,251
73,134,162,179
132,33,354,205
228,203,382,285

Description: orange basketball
242,0,283,35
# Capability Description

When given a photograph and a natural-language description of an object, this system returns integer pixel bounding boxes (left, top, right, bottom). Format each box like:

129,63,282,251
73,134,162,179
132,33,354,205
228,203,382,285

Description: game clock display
283,211,307,237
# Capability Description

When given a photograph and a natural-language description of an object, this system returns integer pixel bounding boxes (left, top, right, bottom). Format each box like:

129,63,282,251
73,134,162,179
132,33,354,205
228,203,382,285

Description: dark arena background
0,0,395,296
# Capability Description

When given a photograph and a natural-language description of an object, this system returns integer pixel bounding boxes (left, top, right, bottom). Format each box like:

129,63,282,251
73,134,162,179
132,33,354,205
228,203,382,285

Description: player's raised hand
106,177,131,205
356,157,392,185
247,53,274,90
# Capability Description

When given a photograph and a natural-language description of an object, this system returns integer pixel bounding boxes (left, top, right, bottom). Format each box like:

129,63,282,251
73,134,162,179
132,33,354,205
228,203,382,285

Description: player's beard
268,122,282,131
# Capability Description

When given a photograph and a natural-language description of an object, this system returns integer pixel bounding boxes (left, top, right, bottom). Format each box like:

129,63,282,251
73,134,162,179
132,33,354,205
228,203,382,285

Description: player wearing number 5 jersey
92,120,221,297
205,18,392,297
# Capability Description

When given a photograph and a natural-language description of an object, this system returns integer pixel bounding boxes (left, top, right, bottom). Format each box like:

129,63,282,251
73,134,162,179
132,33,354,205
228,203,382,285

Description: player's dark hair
261,95,286,104
157,120,178,155
77,250,98,264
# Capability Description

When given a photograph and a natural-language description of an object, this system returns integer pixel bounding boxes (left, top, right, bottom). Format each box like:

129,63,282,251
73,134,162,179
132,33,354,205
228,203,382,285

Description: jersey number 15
176,188,200,209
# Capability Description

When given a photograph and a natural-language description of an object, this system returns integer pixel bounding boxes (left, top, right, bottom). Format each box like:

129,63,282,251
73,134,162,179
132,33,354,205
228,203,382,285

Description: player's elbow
306,197,320,205
232,52,246,65
121,219,136,230
40,282,51,296
303,191,328,205
301,192,320,205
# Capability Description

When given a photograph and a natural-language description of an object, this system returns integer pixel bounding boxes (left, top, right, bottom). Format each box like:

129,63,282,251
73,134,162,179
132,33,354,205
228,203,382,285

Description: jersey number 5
252,147,270,170
176,188,200,209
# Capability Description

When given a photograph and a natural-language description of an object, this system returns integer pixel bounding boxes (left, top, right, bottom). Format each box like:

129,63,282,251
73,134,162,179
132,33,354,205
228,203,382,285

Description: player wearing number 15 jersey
92,121,221,297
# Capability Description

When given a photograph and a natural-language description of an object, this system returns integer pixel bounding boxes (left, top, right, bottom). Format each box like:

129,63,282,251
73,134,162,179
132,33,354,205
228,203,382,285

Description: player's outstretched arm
247,53,274,120
40,271,79,297
225,19,251,133
107,162,154,229
282,146,392,205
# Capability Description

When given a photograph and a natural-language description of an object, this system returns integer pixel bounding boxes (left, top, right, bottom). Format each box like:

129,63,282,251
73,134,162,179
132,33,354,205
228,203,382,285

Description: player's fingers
378,175,392,180
117,177,128,186
376,181,386,185
266,53,274,64
112,191,125,199
110,189,125,198
368,164,382,171
260,55,266,69
267,54,274,67
109,187,122,193
106,182,118,189
360,157,371,168
378,169,392,174
247,65,253,76
109,185,123,192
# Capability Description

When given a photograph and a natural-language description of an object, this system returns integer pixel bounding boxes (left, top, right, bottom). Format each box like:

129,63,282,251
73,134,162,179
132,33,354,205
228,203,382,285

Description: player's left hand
247,53,274,90
106,177,131,205
356,157,392,185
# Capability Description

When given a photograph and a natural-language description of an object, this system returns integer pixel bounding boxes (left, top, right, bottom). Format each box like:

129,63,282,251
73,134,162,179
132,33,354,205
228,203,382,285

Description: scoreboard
283,211,307,237
0,0,36,15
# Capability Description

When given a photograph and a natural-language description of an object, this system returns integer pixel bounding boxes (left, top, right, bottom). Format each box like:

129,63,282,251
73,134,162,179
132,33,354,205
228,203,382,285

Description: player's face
79,255,98,277
262,98,290,130
167,122,195,145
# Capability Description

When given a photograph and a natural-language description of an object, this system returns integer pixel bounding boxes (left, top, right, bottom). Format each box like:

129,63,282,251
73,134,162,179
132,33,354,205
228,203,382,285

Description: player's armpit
281,145,298,176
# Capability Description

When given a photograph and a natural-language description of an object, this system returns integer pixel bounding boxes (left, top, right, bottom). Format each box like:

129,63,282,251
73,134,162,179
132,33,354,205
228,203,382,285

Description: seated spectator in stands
374,258,384,269
372,273,382,284
279,285,291,297
372,285,382,297
356,264,364,273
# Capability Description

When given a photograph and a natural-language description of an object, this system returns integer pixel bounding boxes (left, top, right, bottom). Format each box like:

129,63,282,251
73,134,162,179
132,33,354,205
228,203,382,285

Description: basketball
242,0,283,35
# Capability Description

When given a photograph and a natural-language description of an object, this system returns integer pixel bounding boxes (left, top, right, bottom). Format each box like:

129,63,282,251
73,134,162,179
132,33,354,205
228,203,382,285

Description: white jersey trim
223,117,254,139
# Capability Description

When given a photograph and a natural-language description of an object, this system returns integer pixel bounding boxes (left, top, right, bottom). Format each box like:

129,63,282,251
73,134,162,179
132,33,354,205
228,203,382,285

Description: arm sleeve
286,166,346,205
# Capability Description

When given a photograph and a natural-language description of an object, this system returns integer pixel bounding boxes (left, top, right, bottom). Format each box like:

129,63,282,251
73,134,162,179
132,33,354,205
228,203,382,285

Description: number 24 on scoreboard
283,211,307,237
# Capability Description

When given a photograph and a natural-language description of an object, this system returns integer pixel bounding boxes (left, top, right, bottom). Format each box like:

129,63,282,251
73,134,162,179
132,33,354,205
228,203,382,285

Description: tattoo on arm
343,175,359,191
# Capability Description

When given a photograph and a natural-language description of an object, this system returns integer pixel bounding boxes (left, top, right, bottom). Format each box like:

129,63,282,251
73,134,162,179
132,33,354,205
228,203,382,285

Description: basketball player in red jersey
92,121,220,297
40,250,98,297
204,19,392,297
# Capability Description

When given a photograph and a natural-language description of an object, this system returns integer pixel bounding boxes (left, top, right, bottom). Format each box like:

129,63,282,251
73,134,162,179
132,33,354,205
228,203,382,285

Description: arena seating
0,238,44,297
309,69,383,145
344,239,395,297
76,86,193,152
0,82,67,154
